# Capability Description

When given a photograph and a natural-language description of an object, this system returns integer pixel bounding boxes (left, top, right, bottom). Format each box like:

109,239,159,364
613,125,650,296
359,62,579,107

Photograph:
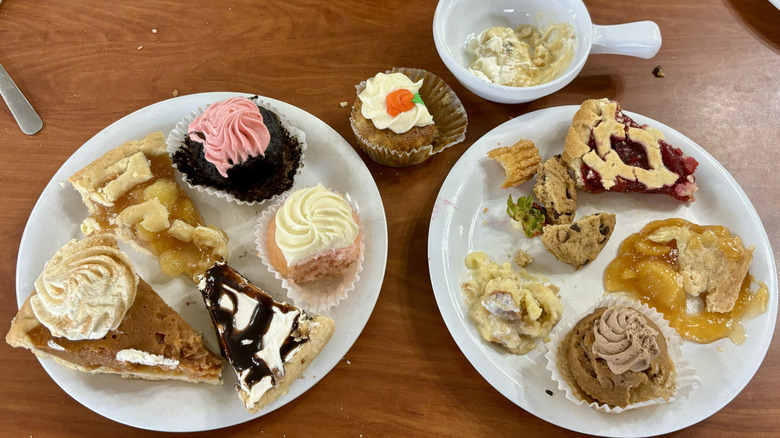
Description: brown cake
557,306,676,408
6,233,223,384
349,67,467,167
171,96,305,204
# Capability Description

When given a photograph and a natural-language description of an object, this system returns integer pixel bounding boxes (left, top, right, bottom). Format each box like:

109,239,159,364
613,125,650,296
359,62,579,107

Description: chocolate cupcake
167,96,306,205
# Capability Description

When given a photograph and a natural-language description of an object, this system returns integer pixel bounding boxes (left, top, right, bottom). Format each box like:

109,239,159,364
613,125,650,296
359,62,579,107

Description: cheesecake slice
6,233,223,384
199,262,335,413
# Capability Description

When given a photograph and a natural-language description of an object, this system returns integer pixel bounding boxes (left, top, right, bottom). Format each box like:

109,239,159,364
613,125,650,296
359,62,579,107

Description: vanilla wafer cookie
488,139,542,188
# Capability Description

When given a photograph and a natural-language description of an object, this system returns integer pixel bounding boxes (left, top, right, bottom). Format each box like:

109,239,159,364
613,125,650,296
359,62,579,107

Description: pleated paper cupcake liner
254,188,364,314
166,96,307,207
350,67,468,167
544,295,700,414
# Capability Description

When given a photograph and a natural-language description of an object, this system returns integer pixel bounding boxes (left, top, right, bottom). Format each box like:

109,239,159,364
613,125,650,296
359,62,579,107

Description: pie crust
562,99,698,202
68,132,229,281
6,234,223,384
199,263,335,413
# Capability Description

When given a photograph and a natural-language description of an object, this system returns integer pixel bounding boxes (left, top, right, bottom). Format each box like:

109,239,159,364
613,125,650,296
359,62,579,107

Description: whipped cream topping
199,263,309,409
275,184,359,265
188,97,271,178
358,72,434,134
116,349,180,368
30,234,138,341
592,306,661,375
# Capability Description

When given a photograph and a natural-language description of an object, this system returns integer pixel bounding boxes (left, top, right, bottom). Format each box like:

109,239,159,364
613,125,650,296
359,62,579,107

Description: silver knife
0,62,43,135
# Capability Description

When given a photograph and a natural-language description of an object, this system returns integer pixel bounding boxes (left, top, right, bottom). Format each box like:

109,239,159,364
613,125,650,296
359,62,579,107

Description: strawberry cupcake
255,184,364,312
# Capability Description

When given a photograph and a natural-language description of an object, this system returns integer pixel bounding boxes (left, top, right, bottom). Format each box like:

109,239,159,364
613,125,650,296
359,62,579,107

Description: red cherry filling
579,107,699,202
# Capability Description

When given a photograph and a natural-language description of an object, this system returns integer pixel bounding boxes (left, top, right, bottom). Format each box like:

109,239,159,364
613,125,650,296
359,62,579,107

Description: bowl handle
590,22,662,59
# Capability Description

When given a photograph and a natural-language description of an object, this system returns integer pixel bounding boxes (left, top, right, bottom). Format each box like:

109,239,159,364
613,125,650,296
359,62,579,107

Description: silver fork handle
0,63,43,135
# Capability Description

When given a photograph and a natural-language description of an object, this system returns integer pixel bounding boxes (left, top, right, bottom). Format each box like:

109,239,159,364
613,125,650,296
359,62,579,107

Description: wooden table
1,0,778,436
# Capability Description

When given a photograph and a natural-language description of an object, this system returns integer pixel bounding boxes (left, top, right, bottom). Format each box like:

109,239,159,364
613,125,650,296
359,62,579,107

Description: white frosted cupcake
350,67,468,167
255,184,364,313
544,295,699,413
167,96,306,206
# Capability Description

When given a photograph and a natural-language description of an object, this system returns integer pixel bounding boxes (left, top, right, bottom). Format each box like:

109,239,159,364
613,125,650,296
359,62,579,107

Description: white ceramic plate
15,92,388,432
428,106,777,436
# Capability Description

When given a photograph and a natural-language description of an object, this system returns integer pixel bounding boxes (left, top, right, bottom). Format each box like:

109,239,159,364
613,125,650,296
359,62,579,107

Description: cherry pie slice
562,99,698,202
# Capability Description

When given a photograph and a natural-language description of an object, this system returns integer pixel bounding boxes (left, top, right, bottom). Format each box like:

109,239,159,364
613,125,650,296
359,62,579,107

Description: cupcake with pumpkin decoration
350,67,468,167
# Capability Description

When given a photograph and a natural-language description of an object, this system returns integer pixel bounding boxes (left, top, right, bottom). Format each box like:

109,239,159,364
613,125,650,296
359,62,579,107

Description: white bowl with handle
433,0,662,104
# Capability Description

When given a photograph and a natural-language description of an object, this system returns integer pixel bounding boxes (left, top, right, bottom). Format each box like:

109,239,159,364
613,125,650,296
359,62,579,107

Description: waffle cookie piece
68,132,229,282
488,139,542,188
199,263,335,413
541,212,616,269
6,233,223,384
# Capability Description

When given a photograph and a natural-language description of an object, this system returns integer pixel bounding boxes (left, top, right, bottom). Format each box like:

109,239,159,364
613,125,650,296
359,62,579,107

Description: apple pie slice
562,99,699,202
68,132,228,281
6,233,223,384
199,262,335,413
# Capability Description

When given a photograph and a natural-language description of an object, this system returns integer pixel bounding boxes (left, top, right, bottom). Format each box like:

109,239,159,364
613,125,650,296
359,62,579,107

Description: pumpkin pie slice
68,131,229,282
6,233,223,384
562,99,698,202
199,262,335,413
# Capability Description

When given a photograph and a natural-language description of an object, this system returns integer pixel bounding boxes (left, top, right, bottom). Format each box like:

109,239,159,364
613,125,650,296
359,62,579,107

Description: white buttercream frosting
30,234,138,341
358,72,434,134
275,184,359,265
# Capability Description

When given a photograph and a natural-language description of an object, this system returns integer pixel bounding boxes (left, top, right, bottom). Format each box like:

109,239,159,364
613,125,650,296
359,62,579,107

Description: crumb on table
652,65,665,78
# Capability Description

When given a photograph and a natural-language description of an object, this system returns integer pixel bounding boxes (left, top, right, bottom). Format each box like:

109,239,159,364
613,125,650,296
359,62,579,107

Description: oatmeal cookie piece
534,154,577,224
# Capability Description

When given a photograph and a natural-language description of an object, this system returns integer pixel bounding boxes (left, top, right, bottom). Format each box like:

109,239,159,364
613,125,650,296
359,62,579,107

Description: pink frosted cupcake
168,96,305,205
255,184,364,312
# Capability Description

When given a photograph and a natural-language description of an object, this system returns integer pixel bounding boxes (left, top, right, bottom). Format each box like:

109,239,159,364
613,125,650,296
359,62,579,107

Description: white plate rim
427,105,778,436
15,92,389,432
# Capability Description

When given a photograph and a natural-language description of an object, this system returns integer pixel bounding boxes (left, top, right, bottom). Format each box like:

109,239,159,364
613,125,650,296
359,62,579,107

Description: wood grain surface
1,0,779,436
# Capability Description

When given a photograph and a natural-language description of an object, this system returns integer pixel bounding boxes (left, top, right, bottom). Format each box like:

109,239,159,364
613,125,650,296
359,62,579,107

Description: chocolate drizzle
200,263,307,389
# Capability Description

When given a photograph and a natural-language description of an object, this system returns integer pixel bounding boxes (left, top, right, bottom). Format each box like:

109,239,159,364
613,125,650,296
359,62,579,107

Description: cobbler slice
562,99,698,202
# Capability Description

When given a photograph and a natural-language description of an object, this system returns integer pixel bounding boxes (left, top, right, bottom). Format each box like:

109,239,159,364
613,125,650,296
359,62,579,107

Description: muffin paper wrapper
544,295,700,414
254,189,364,314
350,67,468,167
166,96,307,207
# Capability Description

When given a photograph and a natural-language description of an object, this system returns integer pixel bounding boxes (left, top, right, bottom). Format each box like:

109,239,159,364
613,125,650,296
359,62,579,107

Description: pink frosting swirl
188,97,271,178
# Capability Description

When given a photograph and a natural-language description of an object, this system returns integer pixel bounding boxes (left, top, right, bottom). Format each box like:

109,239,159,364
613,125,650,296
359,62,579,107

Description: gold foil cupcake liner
254,188,364,314
166,96,307,206
350,67,468,167
544,295,700,414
